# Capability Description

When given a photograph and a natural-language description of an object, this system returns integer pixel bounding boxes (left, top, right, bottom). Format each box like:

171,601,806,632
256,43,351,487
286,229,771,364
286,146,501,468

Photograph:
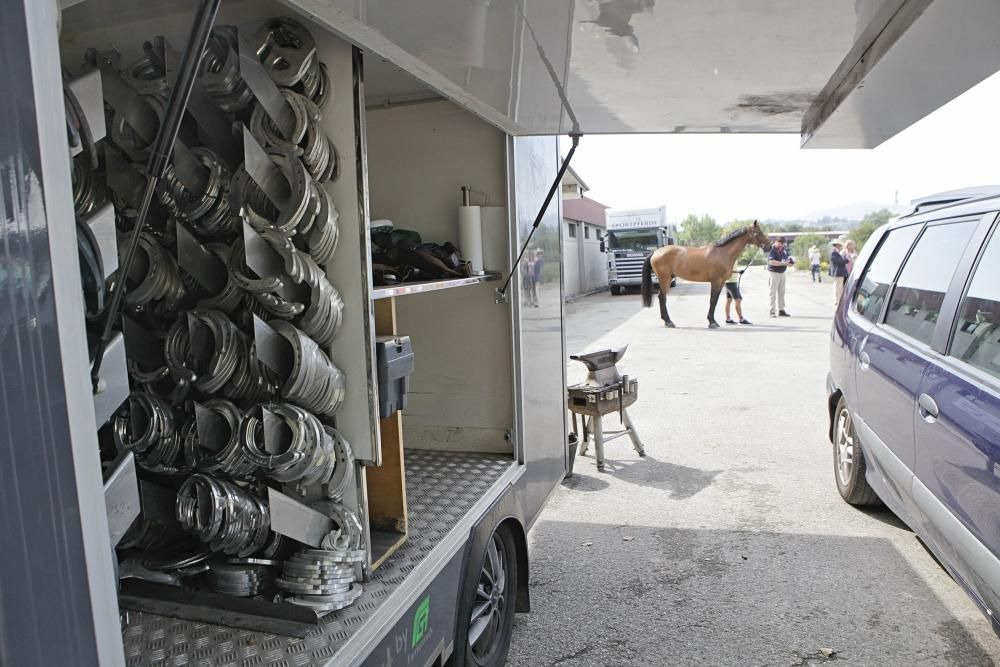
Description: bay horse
641,221,771,328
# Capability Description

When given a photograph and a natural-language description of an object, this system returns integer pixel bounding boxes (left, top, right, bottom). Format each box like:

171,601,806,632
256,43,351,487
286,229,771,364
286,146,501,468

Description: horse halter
750,227,772,250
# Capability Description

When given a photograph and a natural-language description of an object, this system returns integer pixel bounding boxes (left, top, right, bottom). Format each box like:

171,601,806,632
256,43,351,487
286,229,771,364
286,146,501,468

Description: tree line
677,209,895,266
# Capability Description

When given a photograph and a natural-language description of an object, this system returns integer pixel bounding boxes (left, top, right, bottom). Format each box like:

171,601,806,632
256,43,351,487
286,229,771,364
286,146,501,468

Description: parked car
827,188,1000,634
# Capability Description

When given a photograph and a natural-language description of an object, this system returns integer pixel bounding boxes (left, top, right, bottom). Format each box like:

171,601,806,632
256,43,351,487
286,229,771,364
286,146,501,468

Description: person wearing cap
808,244,822,283
830,237,850,304
767,236,792,317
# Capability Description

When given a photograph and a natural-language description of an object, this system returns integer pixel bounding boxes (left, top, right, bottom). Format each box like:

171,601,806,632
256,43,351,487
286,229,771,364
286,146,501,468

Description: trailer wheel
464,522,517,667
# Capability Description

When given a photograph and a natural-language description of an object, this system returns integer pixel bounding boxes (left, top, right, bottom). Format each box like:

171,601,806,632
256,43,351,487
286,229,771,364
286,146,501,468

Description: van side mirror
599,240,606,253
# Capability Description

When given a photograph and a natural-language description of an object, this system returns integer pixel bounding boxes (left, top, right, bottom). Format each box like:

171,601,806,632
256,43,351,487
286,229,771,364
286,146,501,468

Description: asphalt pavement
506,268,1000,666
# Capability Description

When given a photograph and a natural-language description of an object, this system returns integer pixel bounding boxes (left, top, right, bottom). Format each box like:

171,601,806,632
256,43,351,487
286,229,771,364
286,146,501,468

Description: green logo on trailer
412,596,430,648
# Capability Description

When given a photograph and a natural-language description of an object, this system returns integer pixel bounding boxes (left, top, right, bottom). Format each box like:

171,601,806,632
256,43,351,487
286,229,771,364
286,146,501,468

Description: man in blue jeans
768,237,793,317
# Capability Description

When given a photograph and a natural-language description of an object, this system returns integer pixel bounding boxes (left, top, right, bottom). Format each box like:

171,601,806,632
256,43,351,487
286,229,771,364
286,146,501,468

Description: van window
884,220,978,346
853,224,921,323
951,223,1000,381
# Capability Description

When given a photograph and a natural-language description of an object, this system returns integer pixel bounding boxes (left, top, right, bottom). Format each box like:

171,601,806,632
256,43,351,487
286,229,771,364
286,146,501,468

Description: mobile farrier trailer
4,1,1000,666
5,3,568,666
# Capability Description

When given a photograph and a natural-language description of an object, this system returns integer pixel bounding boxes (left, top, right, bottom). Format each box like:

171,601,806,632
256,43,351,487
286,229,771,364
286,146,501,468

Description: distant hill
806,201,905,221
759,202,904,232
760,217,856,231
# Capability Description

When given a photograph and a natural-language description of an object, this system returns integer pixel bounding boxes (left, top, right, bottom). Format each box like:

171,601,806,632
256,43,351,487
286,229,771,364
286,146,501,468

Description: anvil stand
567,347,644,472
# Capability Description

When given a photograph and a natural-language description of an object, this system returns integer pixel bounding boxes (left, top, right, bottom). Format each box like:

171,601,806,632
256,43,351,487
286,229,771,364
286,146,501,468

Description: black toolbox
375,335,414,418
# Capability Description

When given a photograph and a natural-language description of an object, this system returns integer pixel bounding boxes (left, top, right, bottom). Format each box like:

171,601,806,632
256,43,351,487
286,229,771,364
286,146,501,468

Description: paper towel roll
458,205,484,274
480,206,508,272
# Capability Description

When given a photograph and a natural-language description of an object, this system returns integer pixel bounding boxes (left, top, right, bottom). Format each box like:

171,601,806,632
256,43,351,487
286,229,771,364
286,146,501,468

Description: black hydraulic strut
496,132,581,302
90,0,221,389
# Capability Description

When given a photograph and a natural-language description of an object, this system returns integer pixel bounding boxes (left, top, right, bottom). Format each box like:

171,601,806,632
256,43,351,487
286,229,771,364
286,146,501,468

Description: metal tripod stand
567,347,644,472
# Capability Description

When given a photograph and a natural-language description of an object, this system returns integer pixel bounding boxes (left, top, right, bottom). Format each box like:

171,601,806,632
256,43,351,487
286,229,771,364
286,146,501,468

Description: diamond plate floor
121,449,514,667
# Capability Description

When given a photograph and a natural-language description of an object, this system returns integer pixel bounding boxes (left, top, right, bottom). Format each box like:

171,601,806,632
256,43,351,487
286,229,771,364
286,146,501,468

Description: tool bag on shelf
371,226,471,285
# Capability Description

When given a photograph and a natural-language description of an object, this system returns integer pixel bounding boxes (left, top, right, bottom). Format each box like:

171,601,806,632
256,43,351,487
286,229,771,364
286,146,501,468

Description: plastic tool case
376,335,414,418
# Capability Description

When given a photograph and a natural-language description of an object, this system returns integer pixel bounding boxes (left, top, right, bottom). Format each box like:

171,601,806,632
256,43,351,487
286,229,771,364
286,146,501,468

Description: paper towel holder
459,186,487,275
461,185,491,206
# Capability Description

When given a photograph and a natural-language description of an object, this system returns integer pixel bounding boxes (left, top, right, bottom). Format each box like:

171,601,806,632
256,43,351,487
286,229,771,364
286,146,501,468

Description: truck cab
602,207,675,295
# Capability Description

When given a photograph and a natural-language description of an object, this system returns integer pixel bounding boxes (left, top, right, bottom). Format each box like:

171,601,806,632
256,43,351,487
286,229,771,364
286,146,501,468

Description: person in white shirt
808,245,822,283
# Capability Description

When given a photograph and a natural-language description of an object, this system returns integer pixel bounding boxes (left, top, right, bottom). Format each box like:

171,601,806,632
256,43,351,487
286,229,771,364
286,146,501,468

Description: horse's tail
641,254,654,308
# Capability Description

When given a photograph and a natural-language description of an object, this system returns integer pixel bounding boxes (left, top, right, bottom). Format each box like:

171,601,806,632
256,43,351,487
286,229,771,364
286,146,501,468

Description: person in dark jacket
830,238,850,304
531,248,545,307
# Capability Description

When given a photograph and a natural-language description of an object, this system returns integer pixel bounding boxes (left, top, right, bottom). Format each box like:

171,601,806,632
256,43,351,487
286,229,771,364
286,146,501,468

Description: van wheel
833,397,880,506
464,523,517,667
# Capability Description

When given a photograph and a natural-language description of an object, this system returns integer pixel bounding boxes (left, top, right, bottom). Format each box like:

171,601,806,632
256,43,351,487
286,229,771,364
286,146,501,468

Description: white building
561,166,609,298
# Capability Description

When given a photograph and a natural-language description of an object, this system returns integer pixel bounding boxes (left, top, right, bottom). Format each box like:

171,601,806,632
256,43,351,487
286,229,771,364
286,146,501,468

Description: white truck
601,207,677,295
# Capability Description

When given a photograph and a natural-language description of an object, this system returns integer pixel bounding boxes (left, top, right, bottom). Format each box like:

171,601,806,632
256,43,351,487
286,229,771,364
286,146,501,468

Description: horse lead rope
737,246,764,292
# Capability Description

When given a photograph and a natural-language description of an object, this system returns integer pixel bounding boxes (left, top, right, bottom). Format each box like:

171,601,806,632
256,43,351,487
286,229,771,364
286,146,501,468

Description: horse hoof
664,321,676,328
708,321,720,329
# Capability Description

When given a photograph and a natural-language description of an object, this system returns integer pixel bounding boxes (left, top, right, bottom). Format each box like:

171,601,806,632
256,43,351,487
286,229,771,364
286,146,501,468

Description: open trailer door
293,0,1000,145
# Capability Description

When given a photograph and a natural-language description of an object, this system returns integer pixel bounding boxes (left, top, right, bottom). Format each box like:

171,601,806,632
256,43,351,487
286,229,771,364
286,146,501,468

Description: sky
562,71,1000,225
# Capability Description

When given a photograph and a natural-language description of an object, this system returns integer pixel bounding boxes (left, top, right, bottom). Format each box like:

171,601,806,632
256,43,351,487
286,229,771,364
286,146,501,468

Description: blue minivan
827,188,1000,633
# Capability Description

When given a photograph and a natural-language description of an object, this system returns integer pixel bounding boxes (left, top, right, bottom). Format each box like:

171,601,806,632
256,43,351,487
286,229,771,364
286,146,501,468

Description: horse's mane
714,227,747,247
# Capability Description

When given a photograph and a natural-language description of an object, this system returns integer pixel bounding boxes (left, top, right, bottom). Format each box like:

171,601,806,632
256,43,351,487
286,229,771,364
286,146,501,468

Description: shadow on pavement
652,324,828,334
567,454,720,500
857,504,911,532
508,522,999,667
561,472,611,492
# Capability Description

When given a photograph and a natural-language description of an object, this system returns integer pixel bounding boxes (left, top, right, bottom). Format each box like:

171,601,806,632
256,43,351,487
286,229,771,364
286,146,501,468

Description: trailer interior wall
365,99,514,454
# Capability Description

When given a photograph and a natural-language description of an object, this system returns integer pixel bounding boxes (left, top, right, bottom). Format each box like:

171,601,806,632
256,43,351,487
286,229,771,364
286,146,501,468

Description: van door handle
858,351,871,371
918,393,939,421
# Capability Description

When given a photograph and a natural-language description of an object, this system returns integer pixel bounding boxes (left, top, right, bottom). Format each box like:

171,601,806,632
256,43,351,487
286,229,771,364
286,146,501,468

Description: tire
833,397,880,506
670,277,677,287
609,285,621,295
462,523,518,667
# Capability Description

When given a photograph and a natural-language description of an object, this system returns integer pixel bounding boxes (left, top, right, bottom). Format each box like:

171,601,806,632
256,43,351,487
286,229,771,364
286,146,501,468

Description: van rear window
853,225,921,323
884,220,977,346
951,224,1000,381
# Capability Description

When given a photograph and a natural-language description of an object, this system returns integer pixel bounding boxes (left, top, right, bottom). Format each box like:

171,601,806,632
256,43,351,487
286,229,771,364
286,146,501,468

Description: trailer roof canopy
282,0,1000,148
60,0,1000,146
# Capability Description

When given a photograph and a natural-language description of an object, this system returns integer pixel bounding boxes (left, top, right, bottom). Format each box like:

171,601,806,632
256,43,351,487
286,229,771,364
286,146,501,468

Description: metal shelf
371,272,500,299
